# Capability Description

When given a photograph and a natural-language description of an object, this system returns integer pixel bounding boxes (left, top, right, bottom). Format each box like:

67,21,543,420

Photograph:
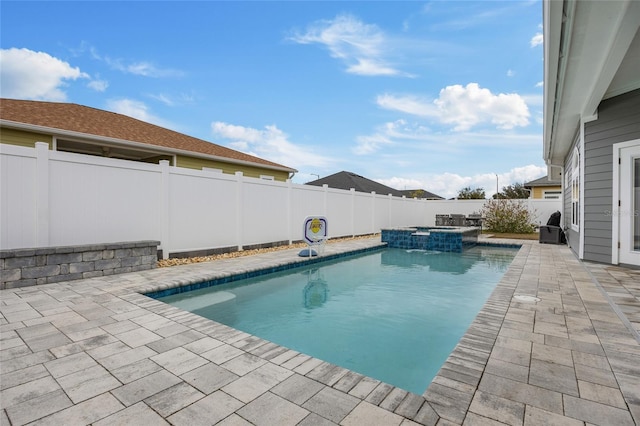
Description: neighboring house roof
397,189,444,200
306,171,404,196
543,0,640,167
523,176,561,188
0,98,296,173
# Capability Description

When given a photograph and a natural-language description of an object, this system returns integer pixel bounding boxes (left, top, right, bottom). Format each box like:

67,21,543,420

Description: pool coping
143,244,388,300
1,237,638,425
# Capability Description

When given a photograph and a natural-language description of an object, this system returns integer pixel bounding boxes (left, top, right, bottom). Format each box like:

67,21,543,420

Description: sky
1,1,546,199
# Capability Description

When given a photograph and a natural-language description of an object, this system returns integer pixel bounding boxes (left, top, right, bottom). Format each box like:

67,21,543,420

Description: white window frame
612,139,640,265
543,190,562,199
571,146,580,231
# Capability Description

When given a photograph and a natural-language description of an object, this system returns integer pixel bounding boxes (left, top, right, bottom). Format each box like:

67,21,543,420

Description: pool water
159,246,518,394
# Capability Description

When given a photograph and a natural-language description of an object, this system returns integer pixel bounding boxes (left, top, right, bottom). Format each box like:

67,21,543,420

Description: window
634,157,639,251
202,167,223,173
543,190,562,199
571,147,580,230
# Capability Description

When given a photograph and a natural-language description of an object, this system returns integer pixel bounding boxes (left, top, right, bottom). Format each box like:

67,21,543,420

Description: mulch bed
157,234,380,267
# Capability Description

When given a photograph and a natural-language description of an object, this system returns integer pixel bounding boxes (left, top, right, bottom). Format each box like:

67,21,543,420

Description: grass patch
482,231,539,240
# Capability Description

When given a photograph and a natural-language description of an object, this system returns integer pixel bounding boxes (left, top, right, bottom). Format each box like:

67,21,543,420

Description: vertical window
571,147,580,230
634,158,639,251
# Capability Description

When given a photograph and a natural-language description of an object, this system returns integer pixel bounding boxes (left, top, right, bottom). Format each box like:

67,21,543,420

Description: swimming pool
158,245,518,394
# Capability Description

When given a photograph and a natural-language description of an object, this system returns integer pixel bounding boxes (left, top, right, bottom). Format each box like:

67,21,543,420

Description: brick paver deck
1,237,638,425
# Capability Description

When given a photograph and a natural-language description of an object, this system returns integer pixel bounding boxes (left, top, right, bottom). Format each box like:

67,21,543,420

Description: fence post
350,188,356,237
388,193,393,228
287,179,293,244
236,172,244,251
369,191,376,234
371,192,376,234
159,160,170,259
35,142,50,247
322,184,328,217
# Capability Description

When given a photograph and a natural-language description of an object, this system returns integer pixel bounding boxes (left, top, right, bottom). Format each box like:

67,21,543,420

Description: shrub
482,199,536,233
457,186,486,199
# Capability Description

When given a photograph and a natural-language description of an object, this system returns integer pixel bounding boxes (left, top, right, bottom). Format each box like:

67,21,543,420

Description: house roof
0,98,296,173
305,171,404,196
543,0,640,166
397,189,444,200
524,176,561,188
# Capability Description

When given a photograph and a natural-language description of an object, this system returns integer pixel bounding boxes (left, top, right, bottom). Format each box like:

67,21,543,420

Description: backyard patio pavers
1,237,638,425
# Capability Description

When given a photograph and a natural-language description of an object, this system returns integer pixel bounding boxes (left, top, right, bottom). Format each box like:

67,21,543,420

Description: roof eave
543,0,573,167
543,0,640,167
0,119,297,174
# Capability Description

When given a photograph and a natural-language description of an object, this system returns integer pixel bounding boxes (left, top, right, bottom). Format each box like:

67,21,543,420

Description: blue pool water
159,245,518,394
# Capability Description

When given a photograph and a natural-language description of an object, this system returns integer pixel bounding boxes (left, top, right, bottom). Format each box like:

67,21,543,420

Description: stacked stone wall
1,241,159,289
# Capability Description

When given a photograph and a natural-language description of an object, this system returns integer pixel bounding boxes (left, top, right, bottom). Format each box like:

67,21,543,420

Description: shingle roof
524,175,561,187
306,171,403,196
397,189,444,200
0,98,296,172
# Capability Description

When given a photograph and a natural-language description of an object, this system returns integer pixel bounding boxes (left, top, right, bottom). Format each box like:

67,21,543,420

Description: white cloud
353,132,392,155
87,79,108,92
346,59,399,76
500,165,547,187
520,93,543,107
147,92,195,107
530,32,543,47
354,116,539,157
289,14,404,76
376,94,436,116
106,98,175,128
148,93,176,106
0,48,88,101
105,59,183,77
507,69,515,77
85,44,183,78
435,83,530,131
211,122,333,169
377,83,530,131
376,164,546,199
353,120,431,155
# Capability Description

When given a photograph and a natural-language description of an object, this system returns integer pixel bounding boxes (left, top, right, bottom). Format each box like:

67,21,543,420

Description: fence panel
48,151,161,246
353,192,374,235
373,194,390,230
530,199,562,226
388,197,404,227
168,168,238,252
241,178,289,246
0,144,38,248
1,144,563,254
290,185,325,241
325,188,354,237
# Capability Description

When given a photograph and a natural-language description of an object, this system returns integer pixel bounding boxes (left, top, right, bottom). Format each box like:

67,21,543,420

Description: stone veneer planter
0,240,159,289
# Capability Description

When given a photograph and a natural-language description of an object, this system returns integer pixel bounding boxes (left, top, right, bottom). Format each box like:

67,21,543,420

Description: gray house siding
582,89,640,263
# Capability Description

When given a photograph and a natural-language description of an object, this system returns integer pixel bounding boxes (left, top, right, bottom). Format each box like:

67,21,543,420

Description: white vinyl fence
1,143,561,258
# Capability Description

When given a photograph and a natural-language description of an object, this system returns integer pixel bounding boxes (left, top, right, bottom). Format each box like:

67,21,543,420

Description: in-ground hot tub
381,226,480,252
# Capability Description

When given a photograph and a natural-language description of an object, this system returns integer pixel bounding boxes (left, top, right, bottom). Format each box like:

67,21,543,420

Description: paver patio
1,236,638,425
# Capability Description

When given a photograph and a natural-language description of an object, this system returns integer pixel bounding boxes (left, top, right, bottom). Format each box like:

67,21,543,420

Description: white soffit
546,0,640,164
604,28,640,100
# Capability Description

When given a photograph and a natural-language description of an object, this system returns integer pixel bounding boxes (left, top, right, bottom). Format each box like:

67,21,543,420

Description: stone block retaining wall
1,241,160,289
